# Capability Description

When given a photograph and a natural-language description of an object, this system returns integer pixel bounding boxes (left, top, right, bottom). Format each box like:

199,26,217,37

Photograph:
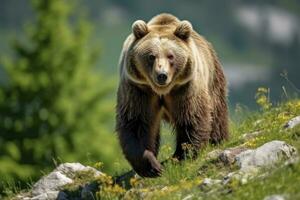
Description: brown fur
116,13,229,177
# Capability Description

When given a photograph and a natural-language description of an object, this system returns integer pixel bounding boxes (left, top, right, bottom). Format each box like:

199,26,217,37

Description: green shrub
0,0,122,191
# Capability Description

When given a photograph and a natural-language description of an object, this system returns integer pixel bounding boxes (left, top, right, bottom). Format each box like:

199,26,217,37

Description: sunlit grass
97,98,300,200
3,98,300,200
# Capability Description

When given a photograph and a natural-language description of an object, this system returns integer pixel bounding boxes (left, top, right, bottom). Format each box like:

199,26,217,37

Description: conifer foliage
0,0,114,184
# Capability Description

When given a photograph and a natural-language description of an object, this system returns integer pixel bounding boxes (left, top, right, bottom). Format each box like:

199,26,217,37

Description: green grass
4,98,300,200
96,98,300,199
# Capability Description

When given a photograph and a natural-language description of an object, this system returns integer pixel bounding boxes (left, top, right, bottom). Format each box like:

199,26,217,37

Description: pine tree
0,0,116,185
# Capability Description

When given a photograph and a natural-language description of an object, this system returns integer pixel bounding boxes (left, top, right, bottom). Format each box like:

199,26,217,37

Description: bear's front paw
141,150,163,177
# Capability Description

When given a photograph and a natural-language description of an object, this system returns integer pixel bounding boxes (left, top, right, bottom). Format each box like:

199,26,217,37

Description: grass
95,97,300,200
4,96,300,199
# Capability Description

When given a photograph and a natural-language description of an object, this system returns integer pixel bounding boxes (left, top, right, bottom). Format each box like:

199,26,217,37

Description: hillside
10,97,300,200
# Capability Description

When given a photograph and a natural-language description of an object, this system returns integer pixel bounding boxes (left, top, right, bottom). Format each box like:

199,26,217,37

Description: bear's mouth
154,81,169,88
148,78,173,95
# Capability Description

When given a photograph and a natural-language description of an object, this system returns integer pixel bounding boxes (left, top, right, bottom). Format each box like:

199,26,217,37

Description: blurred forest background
0,0,299,194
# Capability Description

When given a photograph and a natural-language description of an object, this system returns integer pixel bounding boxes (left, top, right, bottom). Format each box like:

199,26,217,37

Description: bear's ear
174,20,193,40
132,20,149,39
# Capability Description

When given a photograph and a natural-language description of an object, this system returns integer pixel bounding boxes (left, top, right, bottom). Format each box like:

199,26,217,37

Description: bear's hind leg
210,97,229,145
173,122,210,160
171,92,212,160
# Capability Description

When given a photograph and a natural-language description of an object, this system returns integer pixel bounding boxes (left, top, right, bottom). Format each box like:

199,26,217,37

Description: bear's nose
156,72,168,85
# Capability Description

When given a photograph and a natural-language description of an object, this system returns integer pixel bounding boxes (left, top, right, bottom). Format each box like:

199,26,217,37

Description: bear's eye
167,54,174,60
148,54,156,62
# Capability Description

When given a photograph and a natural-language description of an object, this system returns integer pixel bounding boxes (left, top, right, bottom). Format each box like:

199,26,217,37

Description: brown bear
116,13,229,177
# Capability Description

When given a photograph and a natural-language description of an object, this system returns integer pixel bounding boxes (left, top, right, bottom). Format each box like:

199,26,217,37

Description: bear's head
128,19,195,95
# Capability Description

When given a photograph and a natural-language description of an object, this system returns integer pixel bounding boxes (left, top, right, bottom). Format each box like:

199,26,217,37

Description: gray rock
30,191,59,200
284,115,300,129
284,156,299,166
201,141,298,192
56,191,69,200
220,141,297,187
219,146,248,165
236,140,297,172
222,171,235,184
263,194,286,200
205,145,248,165
31,171,73,196
206,149,222,160
29,163,103,200
81,182,99,199
201,178,222,186
18,197,31,200
55,162,102,178
199,178,223,193
223,171,258,185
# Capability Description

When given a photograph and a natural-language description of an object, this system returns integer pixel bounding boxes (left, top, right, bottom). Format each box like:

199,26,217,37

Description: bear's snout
156,71,168,85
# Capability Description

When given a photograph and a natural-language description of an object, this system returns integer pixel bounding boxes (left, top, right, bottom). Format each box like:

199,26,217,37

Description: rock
27,163,103,200
31,171,72,196
219,146,248,165
223,171,258,185
81,181,99,199
201,141,298,195
284,116,300,129
19,197,31,200
55,162,103,178
201,178,222,186
222,141,297,185
236,140,297,172
199,178,222,193
205,145,248,165
284,156,299,166
223,172,235,185
30,191,60,200
263,194,286,200
206,149,222,160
